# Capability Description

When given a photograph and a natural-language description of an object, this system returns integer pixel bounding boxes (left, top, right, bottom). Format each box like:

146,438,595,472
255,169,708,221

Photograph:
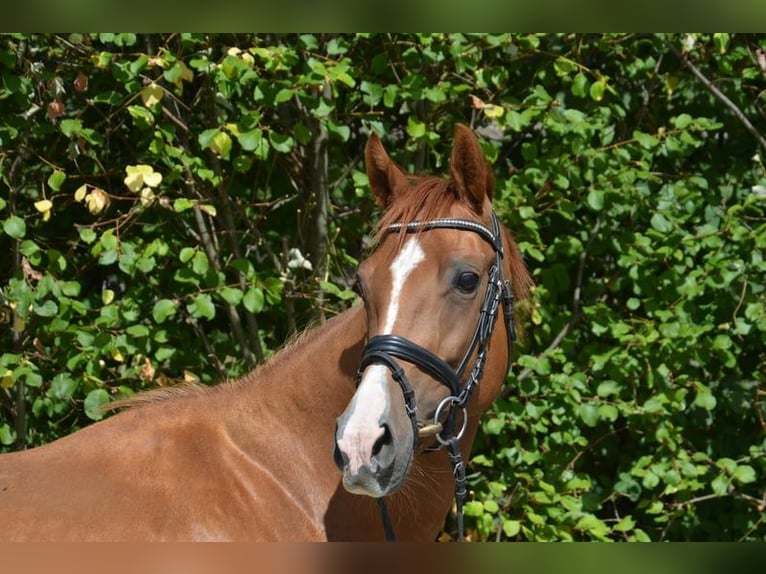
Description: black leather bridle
356,212,516,541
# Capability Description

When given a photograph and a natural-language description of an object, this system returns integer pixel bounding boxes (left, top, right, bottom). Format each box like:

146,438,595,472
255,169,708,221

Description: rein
356,212,516,542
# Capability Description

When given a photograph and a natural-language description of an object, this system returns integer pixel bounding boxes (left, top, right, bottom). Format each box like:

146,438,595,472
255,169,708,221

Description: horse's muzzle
333,417,402,497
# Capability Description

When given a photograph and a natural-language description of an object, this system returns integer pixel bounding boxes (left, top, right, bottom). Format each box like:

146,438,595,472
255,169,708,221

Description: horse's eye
455,271,480,294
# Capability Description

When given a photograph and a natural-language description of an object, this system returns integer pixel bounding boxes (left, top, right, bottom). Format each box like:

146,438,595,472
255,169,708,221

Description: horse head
334,124,529,501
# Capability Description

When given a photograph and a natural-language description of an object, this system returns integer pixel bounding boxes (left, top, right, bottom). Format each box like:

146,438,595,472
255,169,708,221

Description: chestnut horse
0,124,531,541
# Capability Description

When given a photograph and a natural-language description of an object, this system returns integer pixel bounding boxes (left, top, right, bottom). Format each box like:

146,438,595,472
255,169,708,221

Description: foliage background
1,33,764,541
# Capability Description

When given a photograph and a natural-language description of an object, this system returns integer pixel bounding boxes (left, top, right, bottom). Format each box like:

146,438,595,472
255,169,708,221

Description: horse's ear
365,132,409,208
450,124,494,210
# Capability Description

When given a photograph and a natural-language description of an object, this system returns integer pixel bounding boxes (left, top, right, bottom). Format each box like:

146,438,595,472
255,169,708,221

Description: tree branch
664,37,766,152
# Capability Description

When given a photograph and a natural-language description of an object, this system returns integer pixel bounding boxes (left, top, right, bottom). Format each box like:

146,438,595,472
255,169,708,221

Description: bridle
355,211,516,542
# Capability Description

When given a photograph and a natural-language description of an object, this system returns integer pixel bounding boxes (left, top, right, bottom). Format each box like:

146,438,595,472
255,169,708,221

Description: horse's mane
107,314,335,411
371,176,461,249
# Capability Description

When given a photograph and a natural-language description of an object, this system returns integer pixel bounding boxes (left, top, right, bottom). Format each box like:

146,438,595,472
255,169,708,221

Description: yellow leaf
102,288,115,305
74,184,88,202
143,171,162,188
34,199,53,213
181,62,193,82
211,131,232,158
13,314,25,333
35,199,53,221
1,369,13,389
139,187,156,207
85,188,108,214
124,169,144,193
199,204,217,217
111,348,125,363
183,370,200,383
484,105,505,119
141,83,163,108
225,122,240,137
124,164,161,192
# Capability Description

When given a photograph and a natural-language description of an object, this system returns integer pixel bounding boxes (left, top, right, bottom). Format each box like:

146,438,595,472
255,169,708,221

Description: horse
0,124,531,541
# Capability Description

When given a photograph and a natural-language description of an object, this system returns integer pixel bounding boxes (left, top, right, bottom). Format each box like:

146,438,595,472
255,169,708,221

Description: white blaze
382,238,425,333
337,238,425,473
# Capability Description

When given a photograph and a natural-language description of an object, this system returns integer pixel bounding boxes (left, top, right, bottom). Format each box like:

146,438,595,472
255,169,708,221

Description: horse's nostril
333,440,347,470
371,424,392,458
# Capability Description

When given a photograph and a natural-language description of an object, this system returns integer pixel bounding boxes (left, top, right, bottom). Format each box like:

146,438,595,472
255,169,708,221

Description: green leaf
0,423,16,446
152,298,177,323
84,389,110,421
179,247,196,263
554,57,577,76
643,394,668,414
423,87,446,103
198,128,219,149
407,116,426,139
502,520,521,538
710,473,729,496
3,215,26,239
483,500,499,513
693,383,717,410
34,300,59,317
713,32,730,54
596,380,621,397
20,368,43,388
327,120,351,142
243,287,265,314
269,131,294,153
319,280,356,301
484,417,505,435
650,213,672,233
128,104,155,127
274,88,295,104
50,373,78,400
613,515,636,532
47,170,67,191
578,403,600,427
586,188,604,211
733,465,756,484
187,293,215,320
79,228,97,244
126,324,149,338
219,286,243,306
174,199,196,216
589,80,606,101
674,113,693,129
237,129,263,152
571,73,589,97
192,250,209,275
633,130,659,149
463,501,484,517
60,119,83,138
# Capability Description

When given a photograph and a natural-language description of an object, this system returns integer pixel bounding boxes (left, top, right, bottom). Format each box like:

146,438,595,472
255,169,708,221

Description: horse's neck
231,305,366,445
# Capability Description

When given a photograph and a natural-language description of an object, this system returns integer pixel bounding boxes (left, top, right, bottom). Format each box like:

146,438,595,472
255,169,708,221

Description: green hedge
1,33,764,540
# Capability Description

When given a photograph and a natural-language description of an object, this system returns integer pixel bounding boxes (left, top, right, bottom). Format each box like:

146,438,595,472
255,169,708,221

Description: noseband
356,212,516,541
